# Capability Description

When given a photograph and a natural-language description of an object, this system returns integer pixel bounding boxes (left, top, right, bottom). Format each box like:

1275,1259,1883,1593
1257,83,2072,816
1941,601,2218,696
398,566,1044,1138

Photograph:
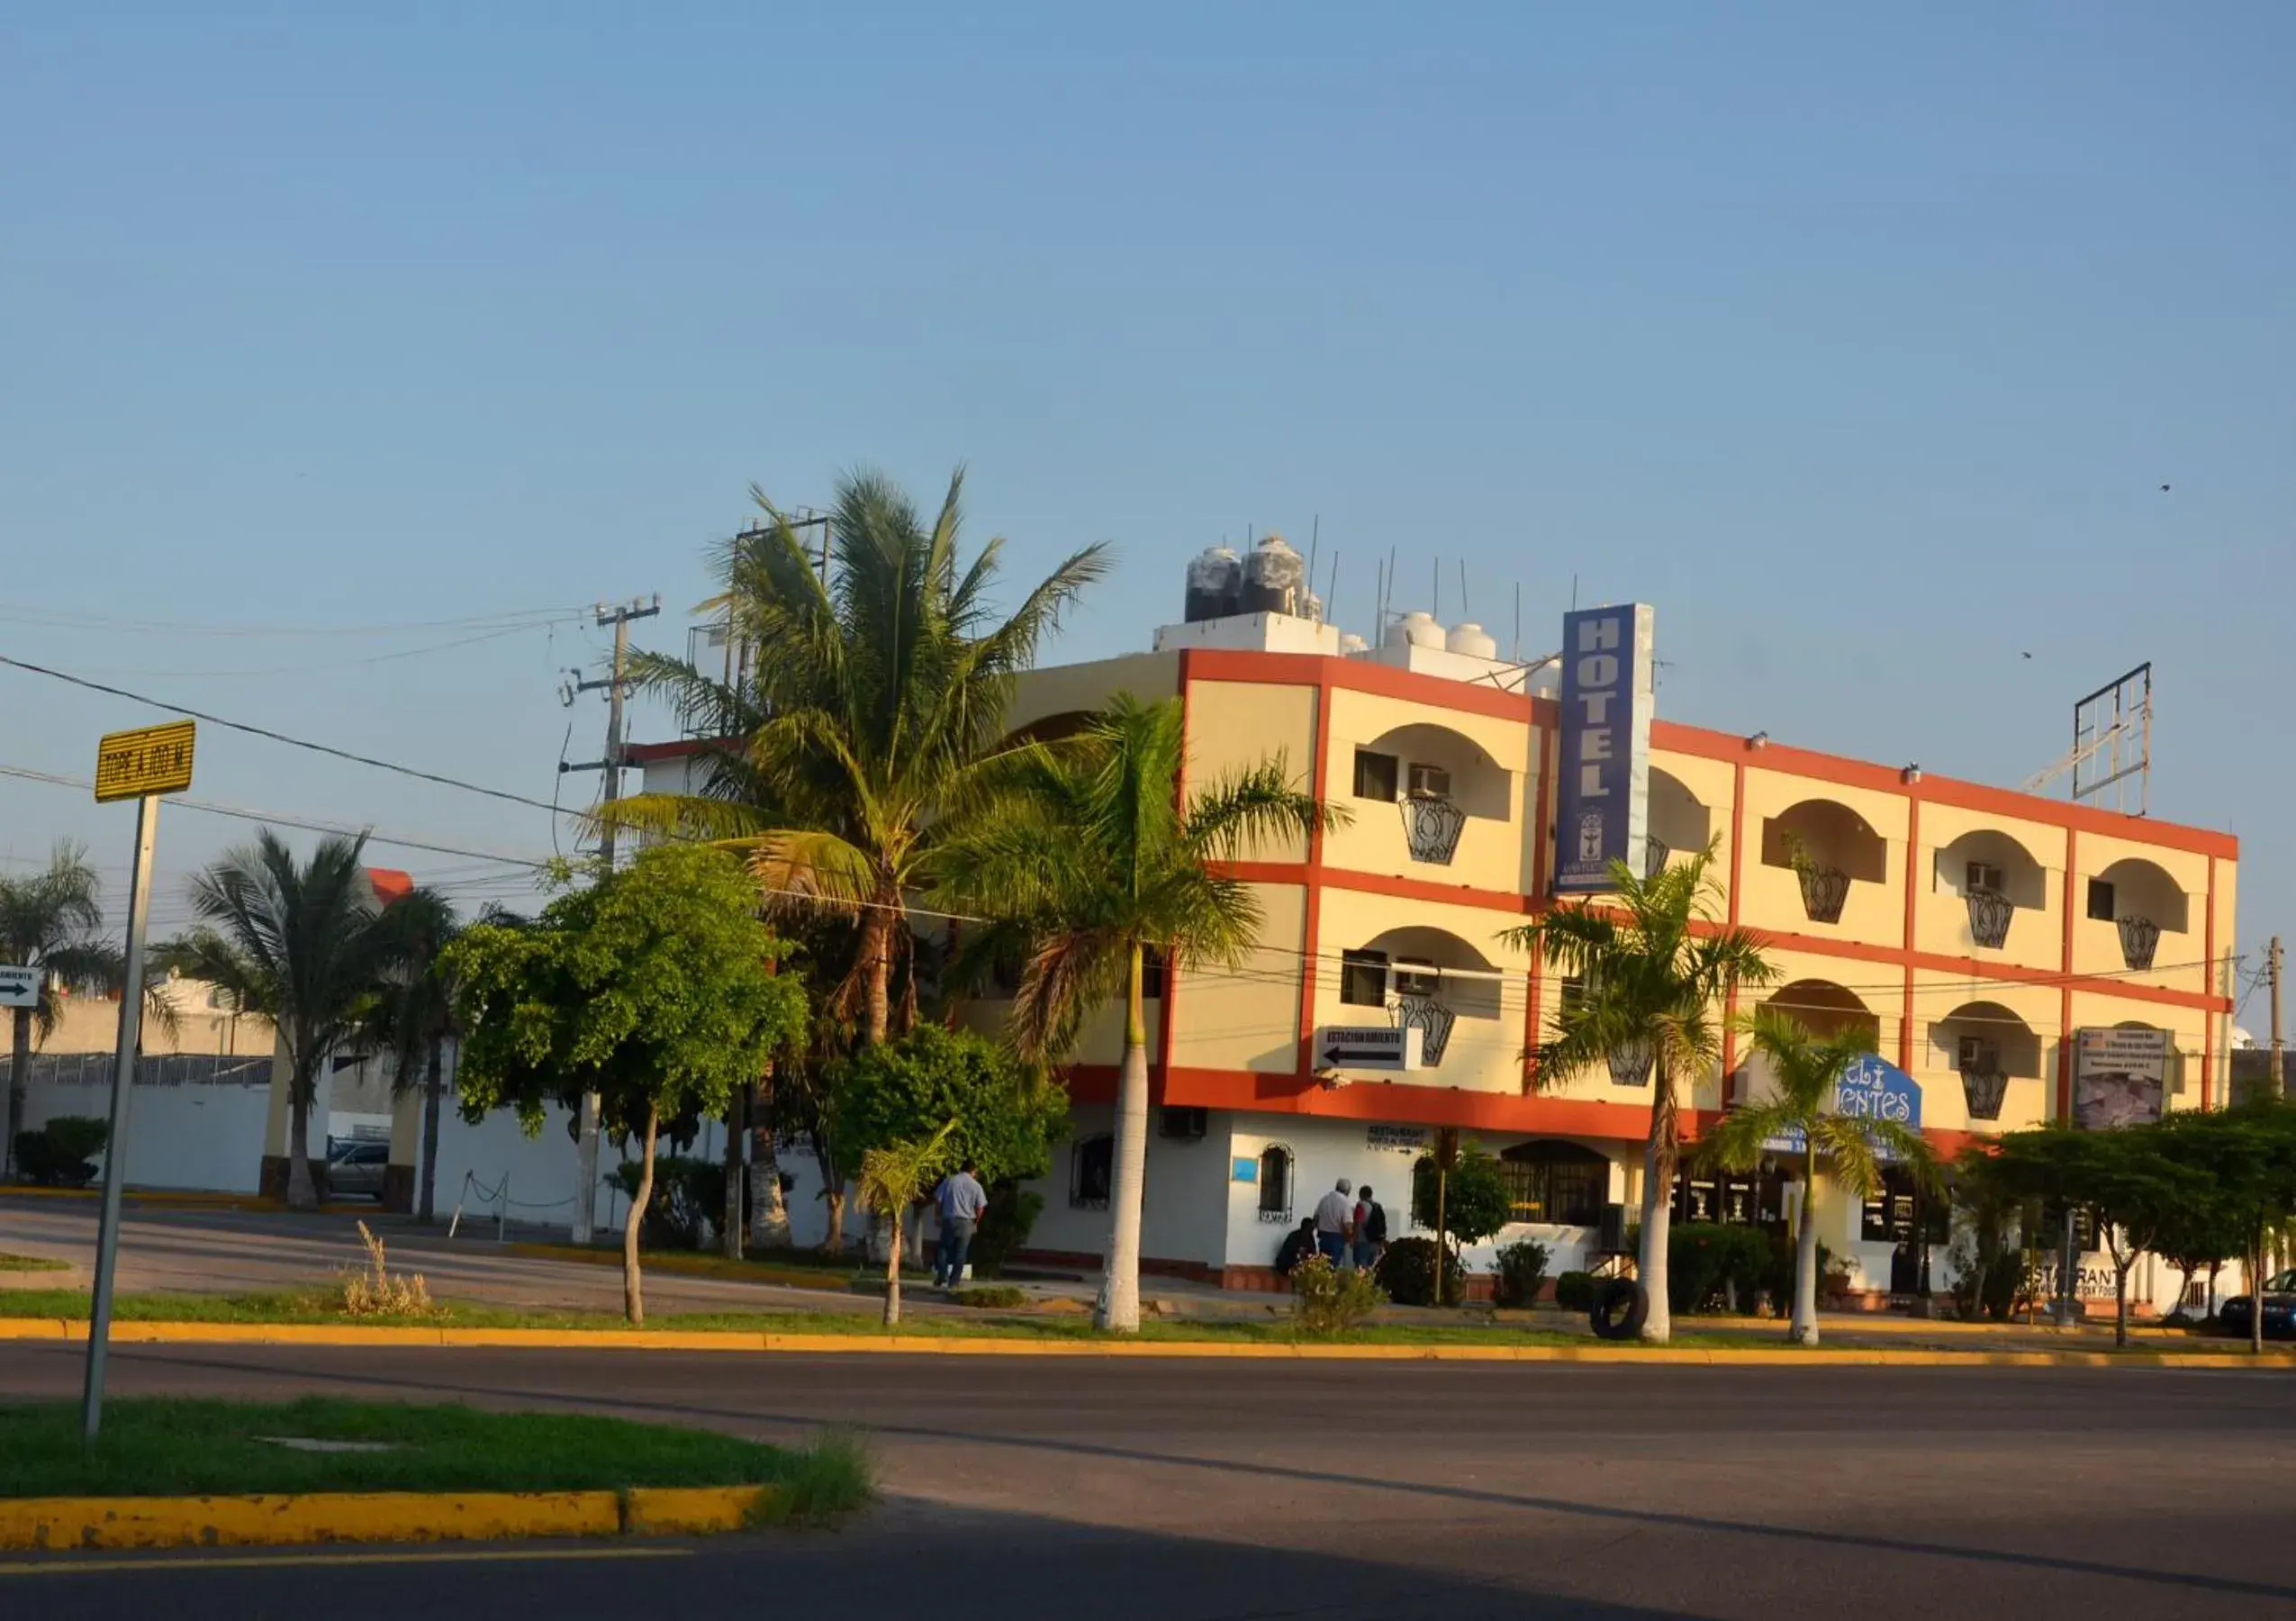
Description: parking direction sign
0,966,40,1009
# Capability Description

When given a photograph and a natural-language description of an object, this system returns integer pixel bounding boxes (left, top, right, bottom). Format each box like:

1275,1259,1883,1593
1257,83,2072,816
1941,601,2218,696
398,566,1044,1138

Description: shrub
1377,1236,1465,1307
1667,1222,1776,1315
1492,1237,1550,1309
1290,1254,1385,1336
1554,1270,1598,1312
339,1220,438,1318
953,1285,1029,1309
967,1184,1044,1277
13,1117,108,1187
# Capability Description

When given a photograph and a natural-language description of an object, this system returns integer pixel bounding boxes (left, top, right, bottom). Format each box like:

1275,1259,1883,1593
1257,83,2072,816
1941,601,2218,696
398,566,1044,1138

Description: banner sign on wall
2075,1027,2171,1128
1765,1055,1923,1156
1552,603,1656,894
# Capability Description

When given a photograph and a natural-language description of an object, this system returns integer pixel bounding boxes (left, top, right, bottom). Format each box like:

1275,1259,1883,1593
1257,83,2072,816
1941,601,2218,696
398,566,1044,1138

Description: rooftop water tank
1183,546,1243,622
1387,611,1446,650
1446,621,1499,659
1338,632,1369,655
1240,533,1305,616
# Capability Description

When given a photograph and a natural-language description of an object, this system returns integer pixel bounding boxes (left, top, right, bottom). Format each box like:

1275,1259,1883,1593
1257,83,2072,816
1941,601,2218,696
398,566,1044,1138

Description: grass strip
0,1254,69,1272
0,1397,868,1512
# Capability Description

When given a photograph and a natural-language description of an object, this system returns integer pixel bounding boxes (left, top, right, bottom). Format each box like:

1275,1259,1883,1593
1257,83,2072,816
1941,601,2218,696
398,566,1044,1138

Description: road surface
2,1340,2291,1617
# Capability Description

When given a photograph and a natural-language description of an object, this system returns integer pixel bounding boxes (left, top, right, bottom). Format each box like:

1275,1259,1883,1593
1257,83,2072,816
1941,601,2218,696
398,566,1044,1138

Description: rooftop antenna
1385,544,1397,638
1570,573,1579,611
1306,515,1320,618
1459,559,1469,623
1325,549,1341,629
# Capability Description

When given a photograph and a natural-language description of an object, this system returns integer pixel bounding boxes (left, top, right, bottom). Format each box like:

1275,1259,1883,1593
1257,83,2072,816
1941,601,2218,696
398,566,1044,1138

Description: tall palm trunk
624,1103,660,1325
5,1007,30,1180
747,1076,789,1250
813,1137,846,1257
285,1055,319,1210
1637,1060,1677,1344
1791,1152,1821,1346
859,907,892,1046
417,1039,444,1224
1098,944,1151,1334
882,1207,906,1327
721,1087,746,1260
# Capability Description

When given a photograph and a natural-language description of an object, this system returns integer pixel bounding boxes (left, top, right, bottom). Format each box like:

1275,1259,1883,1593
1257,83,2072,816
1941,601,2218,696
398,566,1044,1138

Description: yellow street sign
94,720,196,803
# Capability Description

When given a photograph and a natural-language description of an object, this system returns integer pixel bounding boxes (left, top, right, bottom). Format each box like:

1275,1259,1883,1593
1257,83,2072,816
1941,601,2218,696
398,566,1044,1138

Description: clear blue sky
3,4,2290,1011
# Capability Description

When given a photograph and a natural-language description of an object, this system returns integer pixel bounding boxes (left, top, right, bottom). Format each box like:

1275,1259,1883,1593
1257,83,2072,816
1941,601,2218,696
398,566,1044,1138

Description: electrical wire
0,604,591,639
0,654,571,820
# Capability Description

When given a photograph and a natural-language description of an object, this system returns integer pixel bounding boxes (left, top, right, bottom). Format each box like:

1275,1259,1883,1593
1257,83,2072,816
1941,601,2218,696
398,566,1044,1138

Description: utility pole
2271,936,2285,1100
559,595,660,1245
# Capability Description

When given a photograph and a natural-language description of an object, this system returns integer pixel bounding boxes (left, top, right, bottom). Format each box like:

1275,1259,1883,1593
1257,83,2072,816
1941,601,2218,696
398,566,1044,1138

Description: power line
0,654,571,820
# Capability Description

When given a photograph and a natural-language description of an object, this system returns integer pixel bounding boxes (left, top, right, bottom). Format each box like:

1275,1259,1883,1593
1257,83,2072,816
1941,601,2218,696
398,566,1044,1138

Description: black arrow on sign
1322,1037,1400,1067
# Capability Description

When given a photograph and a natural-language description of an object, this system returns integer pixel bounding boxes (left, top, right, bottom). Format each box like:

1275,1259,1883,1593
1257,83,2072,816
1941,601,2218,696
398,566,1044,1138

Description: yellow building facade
991,631,2237,1305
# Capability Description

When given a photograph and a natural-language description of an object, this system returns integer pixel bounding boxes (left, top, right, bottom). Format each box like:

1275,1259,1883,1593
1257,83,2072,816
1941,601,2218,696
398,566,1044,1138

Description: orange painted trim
1162,651,1193,1094
2058,828,2078,1123
1722,759,1748,1078
1523,724,1554,1088
2202,854,2217,1109
1900,794,1921,1070
1215,860,1534,915
1652,719,2237,860
1295,679,1333,1074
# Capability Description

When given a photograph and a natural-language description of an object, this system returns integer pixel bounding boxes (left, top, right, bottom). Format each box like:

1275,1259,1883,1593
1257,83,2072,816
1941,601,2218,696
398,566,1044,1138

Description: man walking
935,1159,988,1290
1352,1184,1388,1272
1312,1177,1355,1265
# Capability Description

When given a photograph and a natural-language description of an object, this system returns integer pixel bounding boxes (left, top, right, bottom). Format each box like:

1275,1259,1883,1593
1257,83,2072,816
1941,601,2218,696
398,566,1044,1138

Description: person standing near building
1352,1184,1388,1272
1313,1177,1355,1264
934,1159,988,1290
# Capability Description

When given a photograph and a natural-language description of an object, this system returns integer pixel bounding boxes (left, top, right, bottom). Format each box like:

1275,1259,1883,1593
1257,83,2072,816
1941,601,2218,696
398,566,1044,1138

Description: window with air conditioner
1966,861,2004,894
2087,878,2117,921
1159,1106,1207,1140
1393,957,1441,998
1339,949,1389,1007
1353,749,1398,801
1406,763,1451,799
1957,1035,1999,1072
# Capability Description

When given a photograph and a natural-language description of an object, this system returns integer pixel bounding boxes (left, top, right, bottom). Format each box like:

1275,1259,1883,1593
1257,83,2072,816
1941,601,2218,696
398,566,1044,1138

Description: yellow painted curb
625,1486,774,1534
0,1490,621,1552
1,1313,2291,1368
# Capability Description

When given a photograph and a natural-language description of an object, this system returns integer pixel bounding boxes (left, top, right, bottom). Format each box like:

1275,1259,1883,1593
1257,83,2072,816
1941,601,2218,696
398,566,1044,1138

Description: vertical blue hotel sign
1551,603,1656,895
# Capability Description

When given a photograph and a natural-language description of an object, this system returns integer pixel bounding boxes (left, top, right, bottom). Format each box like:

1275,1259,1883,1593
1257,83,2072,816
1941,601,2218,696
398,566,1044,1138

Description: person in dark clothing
1274,1217,1320,1277
1352,1186,1388,1272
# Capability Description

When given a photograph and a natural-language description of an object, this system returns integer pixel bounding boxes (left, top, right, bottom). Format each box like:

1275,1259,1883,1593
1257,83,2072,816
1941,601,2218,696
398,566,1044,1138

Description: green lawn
0,1397,872,1510
0,1253,69,1272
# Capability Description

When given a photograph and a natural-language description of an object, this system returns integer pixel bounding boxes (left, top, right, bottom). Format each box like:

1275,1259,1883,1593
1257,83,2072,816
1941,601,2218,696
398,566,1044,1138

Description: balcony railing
1796,864,1850,924
1400,792,1466,865
1607,1039,1654,1089
2117,914,2161,971
1392,993,1457,1065
1965,888,2013,950
1958,1066,2009,1122
1644,837,1669,881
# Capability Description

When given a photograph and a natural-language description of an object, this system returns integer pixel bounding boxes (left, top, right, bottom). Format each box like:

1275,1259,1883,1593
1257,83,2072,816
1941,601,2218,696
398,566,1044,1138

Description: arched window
1070,1135,1113,1210
1497,1141,1609,1227
1257,1144,1295,1222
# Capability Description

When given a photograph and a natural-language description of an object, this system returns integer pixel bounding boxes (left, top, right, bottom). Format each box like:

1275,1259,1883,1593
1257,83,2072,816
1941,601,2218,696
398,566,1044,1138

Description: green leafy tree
165,831,402,1210
936,693,1342,1333
1704,1010,1938,1345
1499,847,1775,1343
2149,1102,2296,1354
854,1118,957,1326
445,845,808,1324
1410,1139,1513,1303
1,842,147,1181
834,1024,1066,1264
607,467,1109,1046
1984,1122,2209,1347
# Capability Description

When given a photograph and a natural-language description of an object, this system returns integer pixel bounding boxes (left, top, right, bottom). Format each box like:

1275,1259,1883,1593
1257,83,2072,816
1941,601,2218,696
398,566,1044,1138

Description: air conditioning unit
1394,958,1441,998
1966,861,2004,894
1406,763,1452,799
1159,1106,1209,1141
1957,1035,1997,1071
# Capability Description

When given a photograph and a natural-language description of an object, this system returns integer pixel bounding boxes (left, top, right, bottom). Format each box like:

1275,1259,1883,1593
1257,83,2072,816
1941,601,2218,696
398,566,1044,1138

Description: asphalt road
3,1342,2292,1618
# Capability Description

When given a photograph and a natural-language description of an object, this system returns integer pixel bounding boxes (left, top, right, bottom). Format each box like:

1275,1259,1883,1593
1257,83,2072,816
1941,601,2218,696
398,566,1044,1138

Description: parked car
2217,1271,2296,1341
326,1139,389,1200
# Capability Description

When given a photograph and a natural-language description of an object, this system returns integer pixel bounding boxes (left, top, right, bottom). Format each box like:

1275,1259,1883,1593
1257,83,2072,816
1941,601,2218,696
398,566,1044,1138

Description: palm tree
854,1118,957,1327
936,694,1343,1332
608,466,1110,1047
167,830,403,1209
1,844,118,1179
362,887,475,1224
1500,849,1774,1343
1703,1010,1937,1345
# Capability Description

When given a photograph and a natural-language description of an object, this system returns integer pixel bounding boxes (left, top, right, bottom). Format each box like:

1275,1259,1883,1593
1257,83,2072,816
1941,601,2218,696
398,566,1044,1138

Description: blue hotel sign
1765,1055,1924,1157
1551,603,1656,895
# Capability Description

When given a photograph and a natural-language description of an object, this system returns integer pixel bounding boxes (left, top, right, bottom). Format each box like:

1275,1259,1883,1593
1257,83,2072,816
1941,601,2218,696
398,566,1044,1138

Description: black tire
1590,1278,1649,1341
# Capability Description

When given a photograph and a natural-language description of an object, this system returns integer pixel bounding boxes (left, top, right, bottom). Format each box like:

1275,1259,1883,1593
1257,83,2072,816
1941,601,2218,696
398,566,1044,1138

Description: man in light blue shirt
935,1160,989,1290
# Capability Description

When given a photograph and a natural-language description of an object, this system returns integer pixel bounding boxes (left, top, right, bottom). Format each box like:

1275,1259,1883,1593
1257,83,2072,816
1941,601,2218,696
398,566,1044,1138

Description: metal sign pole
82,791,159,1444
